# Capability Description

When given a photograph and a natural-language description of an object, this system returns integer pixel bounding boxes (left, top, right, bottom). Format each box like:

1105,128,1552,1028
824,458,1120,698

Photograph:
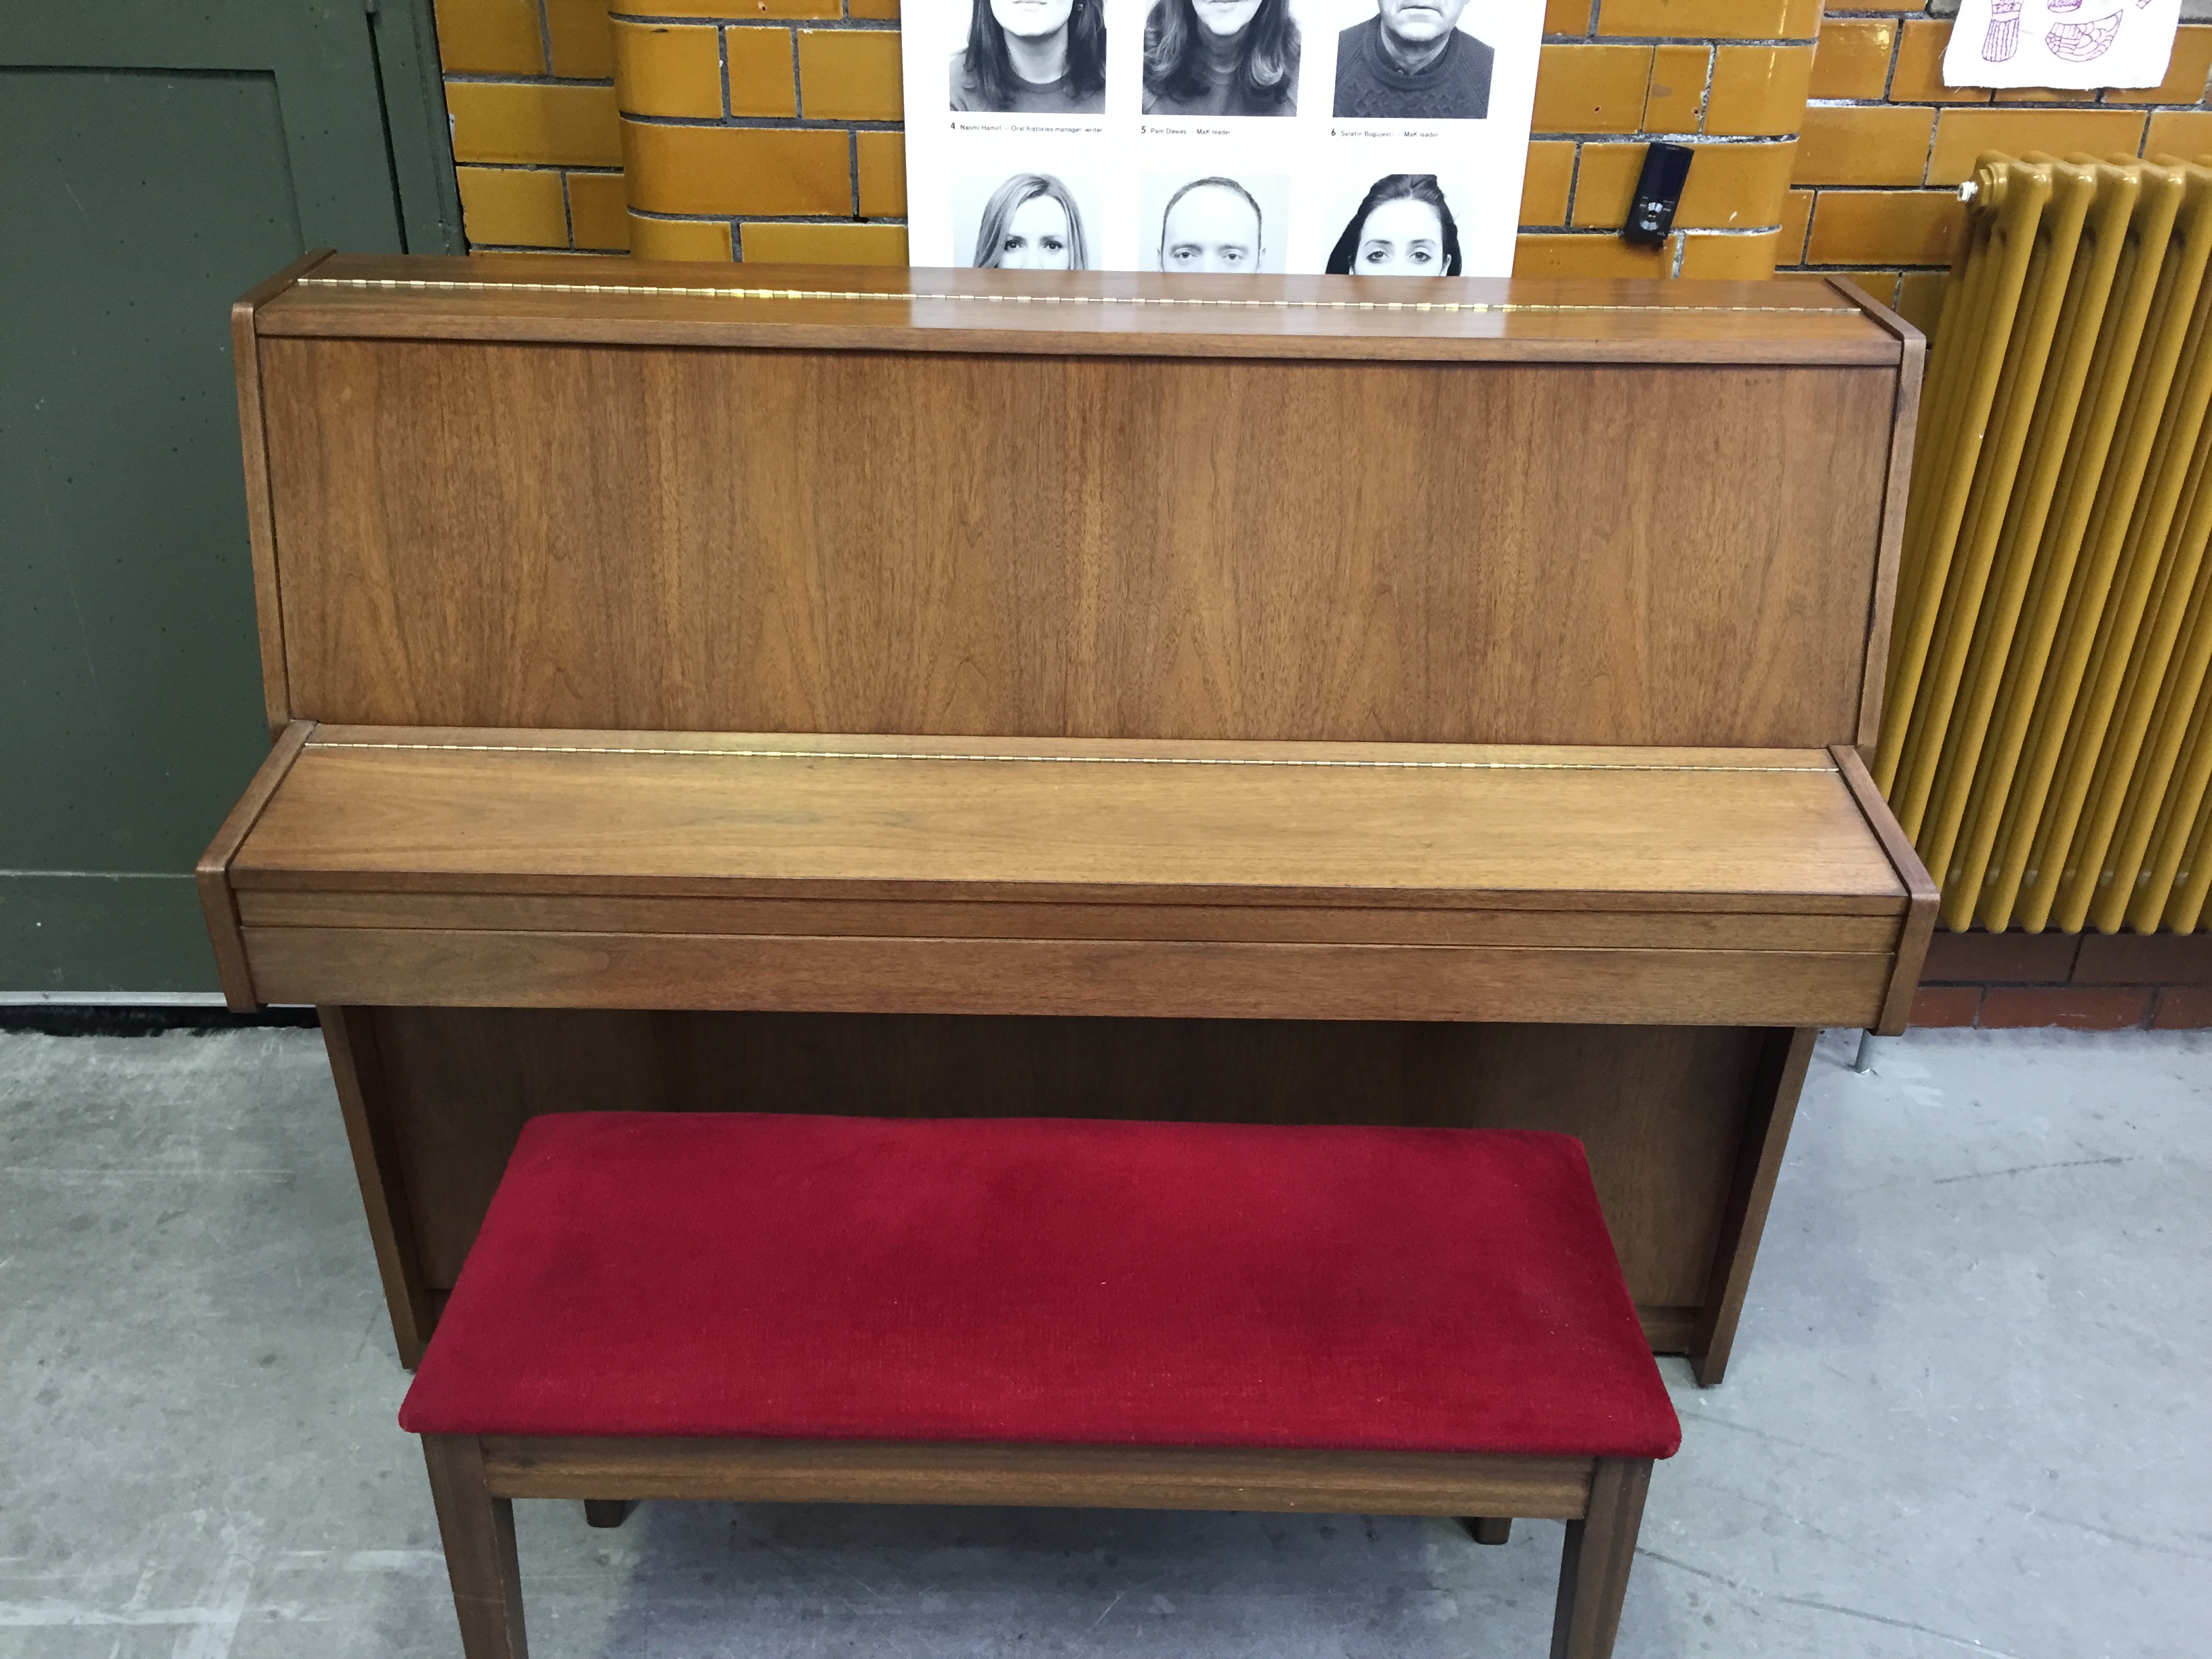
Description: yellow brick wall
1788,9,2212,332
441,0,628,250
1523,0,1819,278
434,1,2212,282
440,0,1817,269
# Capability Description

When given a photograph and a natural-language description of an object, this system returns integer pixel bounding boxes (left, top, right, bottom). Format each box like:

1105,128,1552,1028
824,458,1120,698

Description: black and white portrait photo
968,173,1094,268
1145,173,1288,272
1142,0,1300,117
899,0,1540,274
1332,0,1492,119
1324,173,1462,274
950,0,1107,115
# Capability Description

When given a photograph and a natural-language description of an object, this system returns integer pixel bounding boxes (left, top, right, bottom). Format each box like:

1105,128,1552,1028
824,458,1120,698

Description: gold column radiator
1876,152,2212,935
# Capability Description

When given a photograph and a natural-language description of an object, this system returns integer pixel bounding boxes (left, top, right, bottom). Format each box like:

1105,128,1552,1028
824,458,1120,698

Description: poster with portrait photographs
902,0,1540,278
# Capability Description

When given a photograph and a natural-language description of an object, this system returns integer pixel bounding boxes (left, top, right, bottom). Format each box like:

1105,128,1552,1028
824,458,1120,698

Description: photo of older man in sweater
1332,0,1492,119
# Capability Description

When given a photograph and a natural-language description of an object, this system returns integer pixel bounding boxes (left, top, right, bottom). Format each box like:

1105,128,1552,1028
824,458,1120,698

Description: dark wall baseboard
0,1004,319,1038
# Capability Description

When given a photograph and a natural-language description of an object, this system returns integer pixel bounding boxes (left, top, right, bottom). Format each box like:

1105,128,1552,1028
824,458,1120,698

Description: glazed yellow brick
2110,26,2212,104
1597,0,1809,41
613,0,836,16
857,131,906,217
742,222,909,266
1568,144,1640,228
436,0,545,75
629,213,733,261
1532,45,1652,135
1807,189,1964,266
1809,20,1895,102
1780,187,1811,264
1896,270,1947,337
449,84,623,167
612,21,724,118
798,30,902,121
2146,110,2212,161
1544,0,1590,35
725,26,800,117
1795,105,1933,186
548,0,616,79
1891,22,1987,104
1573,140,1793,232
1824,271,1900,309
1514,231,1673,279
1676,140,1795,228
850,0,901,16
622,121,850,214
1519,142,1576,226
566,171,631,249
456,166,569,247
1704,45,1813,138
1678,232,1778,279
1642,45,1708,136
1927,110,2145,184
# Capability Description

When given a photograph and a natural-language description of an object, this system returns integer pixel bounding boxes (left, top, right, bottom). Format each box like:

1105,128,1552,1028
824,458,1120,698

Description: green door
2,1,459,992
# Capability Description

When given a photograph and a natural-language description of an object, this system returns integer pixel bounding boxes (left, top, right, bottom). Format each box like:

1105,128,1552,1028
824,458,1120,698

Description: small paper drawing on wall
1986,0,2022,60
1946,0,2177,87
2048,10,2123,59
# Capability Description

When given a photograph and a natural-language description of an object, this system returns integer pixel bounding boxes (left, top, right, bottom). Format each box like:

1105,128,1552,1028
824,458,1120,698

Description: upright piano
200,253,1933,1385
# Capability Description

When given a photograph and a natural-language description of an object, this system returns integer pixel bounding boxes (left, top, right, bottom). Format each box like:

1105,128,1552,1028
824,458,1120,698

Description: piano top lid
250,252,1908,367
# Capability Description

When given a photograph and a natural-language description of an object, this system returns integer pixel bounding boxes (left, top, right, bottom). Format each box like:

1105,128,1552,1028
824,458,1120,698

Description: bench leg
422,1435,529,1659
582,1499,634,1529
1549,1458,1652,1659
1460,1517,1512,1545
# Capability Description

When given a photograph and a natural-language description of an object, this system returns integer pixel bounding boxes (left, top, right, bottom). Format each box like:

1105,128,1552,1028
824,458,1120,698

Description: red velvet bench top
399,1113,1680,1460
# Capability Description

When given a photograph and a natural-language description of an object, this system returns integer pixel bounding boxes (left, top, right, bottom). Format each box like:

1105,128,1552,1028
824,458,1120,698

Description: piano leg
321,1005,438,1369
1687,1026,1818,1387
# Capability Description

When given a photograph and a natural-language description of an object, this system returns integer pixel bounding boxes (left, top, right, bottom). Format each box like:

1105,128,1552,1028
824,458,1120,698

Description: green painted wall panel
0,876,211,994
1,5,459,992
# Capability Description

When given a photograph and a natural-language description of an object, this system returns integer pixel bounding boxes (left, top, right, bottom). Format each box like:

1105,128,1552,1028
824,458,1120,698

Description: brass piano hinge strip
295,276,1843,317
306,739,1832,773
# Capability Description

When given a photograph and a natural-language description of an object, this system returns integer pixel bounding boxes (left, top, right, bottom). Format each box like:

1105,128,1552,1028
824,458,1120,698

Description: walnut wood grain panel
243,928,1892,1026
229,739,1906,909
1828,278,1927,753
258,339,1893,745
362,1009,1764,1313
192,719,314,1011
233,249,333,735
1831,743,1940,1034
478,1435,1597,1517
260,254,1895,367
234,890,1902,951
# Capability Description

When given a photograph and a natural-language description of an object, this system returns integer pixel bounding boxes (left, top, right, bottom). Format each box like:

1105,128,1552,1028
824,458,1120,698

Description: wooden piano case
201,253,1933,1384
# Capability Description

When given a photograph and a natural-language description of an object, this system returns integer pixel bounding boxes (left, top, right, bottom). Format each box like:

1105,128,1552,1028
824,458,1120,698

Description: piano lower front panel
352,1004,1782,1331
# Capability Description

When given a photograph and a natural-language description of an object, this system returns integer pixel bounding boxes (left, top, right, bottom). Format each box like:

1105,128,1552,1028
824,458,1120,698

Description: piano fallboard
201,724,1931,1029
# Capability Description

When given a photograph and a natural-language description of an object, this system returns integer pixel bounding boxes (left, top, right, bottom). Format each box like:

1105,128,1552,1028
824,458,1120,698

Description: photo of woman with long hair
950,0,1107,114
970,173,1092,269
1141,0,1300,117
1324,174,1462,276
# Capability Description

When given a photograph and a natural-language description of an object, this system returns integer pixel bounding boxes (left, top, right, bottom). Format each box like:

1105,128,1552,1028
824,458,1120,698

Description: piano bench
398,1112,1681,1659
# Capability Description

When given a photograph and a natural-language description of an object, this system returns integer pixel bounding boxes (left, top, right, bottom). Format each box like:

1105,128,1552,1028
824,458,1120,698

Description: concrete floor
1,1026,2207,1658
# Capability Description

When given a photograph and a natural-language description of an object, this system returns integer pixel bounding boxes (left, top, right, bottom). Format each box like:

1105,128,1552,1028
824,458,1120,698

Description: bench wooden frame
419,1435,1654,1659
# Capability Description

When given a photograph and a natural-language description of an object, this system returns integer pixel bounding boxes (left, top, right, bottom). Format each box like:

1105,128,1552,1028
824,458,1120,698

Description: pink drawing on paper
2047,11,2123,59
1984,0,2024,60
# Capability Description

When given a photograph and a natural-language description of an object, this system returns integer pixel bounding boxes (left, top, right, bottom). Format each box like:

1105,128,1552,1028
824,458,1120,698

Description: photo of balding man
1154,176,1272,272
1332,0,1492,119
